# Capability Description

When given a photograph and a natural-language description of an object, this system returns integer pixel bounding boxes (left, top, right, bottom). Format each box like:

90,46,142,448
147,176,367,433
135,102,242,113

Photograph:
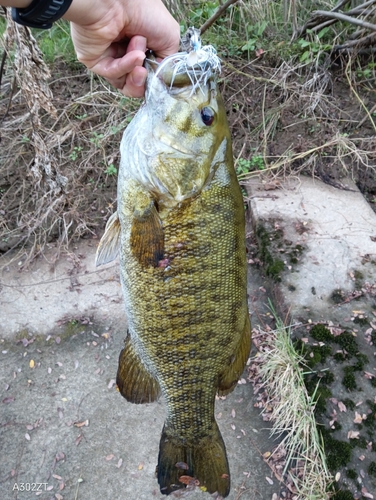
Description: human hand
65,0,180,97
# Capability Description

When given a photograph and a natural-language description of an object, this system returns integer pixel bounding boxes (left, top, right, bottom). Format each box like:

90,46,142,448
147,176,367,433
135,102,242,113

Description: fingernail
132,72,146,87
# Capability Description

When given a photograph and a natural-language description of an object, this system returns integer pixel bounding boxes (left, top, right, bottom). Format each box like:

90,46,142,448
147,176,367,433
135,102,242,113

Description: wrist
63,0,122,26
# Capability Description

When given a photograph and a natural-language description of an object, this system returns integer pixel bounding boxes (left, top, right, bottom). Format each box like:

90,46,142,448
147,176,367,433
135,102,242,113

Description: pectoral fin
95,212,121,266
130,200,164,267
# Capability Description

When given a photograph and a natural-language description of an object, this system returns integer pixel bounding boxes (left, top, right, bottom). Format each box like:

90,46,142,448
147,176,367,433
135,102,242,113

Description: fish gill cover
151,27,222,95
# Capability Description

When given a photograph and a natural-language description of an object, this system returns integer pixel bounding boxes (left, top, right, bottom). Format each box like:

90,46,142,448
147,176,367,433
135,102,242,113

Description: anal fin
130,200,164,267
116,332,161,404
218,314,251,396
96,211,121,266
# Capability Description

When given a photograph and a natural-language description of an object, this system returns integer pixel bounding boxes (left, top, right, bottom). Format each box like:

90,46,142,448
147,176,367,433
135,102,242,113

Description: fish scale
96,46,251,497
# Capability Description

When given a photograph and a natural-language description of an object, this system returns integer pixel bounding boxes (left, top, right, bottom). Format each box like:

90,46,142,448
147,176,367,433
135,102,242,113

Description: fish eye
200,107,215,126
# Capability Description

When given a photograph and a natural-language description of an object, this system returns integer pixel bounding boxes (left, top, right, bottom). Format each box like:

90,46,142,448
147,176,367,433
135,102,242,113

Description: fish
96,41,251,498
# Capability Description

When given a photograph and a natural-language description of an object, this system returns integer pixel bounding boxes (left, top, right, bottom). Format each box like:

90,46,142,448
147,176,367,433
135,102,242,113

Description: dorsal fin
95,212,121,266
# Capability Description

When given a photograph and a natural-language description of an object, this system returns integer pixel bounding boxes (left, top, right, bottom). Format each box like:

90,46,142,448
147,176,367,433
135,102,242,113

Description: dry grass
249,308,333,499
0,15,139,268
222,55,376,185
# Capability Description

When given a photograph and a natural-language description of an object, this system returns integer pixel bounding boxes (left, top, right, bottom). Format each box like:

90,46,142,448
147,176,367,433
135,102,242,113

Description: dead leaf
265,476,273,485
337,401,347,412
348,431,359,439
105,454,114,461
74,420,89,428
55,494,63,500
116,458,123,468
354,412,363,423
29,359,35,369
53,474,62,480
75,434,83,446
25,433,31,441
56,452,65,461
2,396,15,404
361,487,374,499
231,409,236,418
137,462,144,470
178,475,199,486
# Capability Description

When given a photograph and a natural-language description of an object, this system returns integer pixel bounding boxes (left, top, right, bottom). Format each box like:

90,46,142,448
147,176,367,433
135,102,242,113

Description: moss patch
343,398,356,411
322,428,352,469
332,489,355,500
363,400,376,436
336,332,359,356
353,315,369,326
255,223,285,281
342,366,357,391
331,289,346,304
295,318,374,485
346,468,357,480
310,324,333,342
369,461,376,477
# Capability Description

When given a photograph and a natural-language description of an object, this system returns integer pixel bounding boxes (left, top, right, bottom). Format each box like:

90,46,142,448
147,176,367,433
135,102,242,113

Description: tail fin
157,423,230,497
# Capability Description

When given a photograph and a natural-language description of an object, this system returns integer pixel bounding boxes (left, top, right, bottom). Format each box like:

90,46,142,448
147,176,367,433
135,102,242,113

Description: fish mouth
145,43,221,96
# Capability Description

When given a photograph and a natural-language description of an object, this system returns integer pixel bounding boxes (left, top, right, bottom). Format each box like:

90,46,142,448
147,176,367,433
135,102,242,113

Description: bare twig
295,0,376,38
312,9,376,32
200,0,239,35
334,30,376,49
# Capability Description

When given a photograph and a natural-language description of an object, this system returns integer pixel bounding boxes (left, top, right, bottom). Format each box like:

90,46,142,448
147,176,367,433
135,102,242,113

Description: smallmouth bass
96,41,251,497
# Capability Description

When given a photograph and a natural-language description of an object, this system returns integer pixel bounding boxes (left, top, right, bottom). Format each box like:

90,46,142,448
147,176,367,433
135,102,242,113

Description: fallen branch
295,0,376,38
312,9,376,32
334,30,376,49
200,0,239,35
